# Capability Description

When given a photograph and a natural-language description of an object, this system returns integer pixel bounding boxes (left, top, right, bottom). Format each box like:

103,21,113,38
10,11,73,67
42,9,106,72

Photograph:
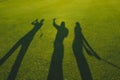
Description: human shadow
72,22,101,80
0,19,44,80
47,19,68,80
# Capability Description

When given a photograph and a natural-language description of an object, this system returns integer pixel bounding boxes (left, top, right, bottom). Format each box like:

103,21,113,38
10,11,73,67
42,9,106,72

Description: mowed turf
0,0,120,80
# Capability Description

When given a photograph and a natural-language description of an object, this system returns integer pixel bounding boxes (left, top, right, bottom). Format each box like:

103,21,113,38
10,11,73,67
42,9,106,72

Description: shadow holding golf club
72,22,101,80
0,19,44,80
72,22,120,80
47,19,68,80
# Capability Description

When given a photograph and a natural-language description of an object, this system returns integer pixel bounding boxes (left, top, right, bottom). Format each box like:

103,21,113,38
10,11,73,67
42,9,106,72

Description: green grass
0,0,120,80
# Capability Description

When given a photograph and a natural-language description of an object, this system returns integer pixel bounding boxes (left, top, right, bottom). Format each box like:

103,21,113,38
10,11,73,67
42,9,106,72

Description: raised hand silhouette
47,19,68,80
0,19,44,80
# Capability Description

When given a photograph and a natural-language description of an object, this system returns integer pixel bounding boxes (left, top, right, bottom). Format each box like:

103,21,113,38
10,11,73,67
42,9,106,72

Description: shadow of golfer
47,19,68,80
72,22,101,80
0,19,44,80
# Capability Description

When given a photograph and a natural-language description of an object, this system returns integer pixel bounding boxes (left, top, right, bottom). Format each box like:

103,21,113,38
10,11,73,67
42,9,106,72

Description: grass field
0,0,120,80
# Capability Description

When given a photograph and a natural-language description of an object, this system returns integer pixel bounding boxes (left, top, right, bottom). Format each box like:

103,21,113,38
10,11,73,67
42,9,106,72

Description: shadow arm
82,34,94,52
83,44,93,56
53,19,59,29
82,34,101,60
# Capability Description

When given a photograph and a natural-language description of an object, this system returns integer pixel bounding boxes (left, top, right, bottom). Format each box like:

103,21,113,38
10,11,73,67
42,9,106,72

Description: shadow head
61,21,65,27
40,19,44,23
75,22,82,31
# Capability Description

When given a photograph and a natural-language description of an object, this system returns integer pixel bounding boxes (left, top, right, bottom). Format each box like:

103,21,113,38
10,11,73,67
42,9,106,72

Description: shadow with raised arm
0,19,44,80
47,18,68,80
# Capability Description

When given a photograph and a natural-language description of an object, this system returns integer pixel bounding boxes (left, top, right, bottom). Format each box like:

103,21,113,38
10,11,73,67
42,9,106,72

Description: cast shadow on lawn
47,19,68,80
72,22,101,80
72,22,120,80
0,19,44,80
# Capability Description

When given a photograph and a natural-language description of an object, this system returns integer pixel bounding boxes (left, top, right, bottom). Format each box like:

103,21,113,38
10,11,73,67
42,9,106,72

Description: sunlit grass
0,0,120,80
